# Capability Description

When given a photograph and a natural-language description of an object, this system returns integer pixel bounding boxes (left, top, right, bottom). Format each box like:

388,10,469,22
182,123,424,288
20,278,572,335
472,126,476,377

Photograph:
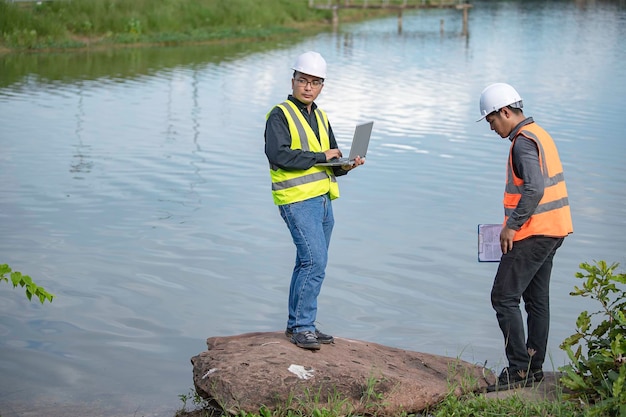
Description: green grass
425,391,586,417
176,388,588,417
0,0,331,50
0,0,465,51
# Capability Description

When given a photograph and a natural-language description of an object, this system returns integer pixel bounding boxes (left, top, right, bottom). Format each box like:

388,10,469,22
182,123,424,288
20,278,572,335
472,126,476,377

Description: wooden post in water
461,4,469,36
399,0,408,33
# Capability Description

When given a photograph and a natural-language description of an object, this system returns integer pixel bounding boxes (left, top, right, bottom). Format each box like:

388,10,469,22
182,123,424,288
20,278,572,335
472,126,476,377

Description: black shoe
290,331,320,350
285,329,334,344
531,368,544,382
312,329,334,344
486,367,534,392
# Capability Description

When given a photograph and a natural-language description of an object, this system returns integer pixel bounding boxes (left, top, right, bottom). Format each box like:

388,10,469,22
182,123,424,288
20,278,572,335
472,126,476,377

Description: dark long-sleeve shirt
264,95,348,176
506,117,545,230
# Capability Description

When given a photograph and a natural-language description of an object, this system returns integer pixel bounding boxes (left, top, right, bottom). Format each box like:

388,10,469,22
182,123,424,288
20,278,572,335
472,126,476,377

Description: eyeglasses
295,78,323,88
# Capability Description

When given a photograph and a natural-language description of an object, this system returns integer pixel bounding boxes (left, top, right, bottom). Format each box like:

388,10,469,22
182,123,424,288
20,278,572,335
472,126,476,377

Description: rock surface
191,331,490,415
484,371,571,402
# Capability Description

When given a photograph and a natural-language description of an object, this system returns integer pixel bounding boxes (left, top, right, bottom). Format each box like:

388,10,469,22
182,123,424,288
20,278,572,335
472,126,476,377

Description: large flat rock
191,332,489,415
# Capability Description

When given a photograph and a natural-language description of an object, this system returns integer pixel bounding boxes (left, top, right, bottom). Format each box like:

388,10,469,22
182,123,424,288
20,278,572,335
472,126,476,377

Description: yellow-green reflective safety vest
267,101,340,206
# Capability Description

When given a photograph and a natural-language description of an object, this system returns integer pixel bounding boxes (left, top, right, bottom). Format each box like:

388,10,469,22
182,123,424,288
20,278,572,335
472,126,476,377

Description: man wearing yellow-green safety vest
264,51,365,350
477,83,573,392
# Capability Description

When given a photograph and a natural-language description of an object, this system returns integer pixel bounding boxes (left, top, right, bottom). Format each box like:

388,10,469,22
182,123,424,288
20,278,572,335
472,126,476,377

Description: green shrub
559,260,626,417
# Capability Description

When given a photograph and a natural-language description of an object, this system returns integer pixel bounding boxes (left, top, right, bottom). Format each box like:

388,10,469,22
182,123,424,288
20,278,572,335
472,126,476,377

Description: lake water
1,1,625,416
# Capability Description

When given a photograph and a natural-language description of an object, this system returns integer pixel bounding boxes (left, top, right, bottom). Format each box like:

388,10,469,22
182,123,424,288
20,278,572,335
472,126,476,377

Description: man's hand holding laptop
341,155,365,171
323,149,365,171
315,121,373,169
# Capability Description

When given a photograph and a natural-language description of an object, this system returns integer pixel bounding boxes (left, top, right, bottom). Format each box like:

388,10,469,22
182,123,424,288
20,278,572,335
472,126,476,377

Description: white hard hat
292,51,327,79
477,83,523,121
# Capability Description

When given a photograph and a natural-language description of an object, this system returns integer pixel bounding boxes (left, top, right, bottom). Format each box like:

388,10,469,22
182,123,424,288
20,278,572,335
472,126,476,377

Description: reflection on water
0,35,313,88
1,1,626,416
70,86,93,178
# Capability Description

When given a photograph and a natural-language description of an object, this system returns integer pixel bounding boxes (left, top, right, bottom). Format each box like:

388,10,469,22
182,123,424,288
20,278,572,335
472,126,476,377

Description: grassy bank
0,0,451,51
0,0,464,52
0,0,326,50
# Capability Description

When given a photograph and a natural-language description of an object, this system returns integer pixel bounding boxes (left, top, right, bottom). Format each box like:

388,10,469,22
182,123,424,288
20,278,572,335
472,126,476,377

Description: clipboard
478,224,502,262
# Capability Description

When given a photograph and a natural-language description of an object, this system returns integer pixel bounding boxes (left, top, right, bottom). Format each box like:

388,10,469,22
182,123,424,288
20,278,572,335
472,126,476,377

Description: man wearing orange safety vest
477,83,573,392
264,51,365,350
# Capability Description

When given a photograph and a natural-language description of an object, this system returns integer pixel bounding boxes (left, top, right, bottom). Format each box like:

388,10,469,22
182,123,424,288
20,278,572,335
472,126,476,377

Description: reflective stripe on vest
504,122,573,241
268,101,340,205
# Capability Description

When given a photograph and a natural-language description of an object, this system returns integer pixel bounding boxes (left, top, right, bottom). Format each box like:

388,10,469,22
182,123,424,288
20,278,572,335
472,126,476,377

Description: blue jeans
491,236,564,371
279,194,334,334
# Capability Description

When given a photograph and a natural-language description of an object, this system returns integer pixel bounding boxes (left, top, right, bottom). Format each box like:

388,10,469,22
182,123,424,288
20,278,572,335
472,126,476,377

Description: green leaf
2,263,54,304
560,368,588,390
591,320,611,339
561,332,584,349
610,334,626,356
576,311,591,333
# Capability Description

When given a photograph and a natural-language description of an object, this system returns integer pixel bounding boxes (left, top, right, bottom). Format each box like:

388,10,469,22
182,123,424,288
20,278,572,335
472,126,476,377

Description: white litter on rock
202,368,218,379
288,364,314,380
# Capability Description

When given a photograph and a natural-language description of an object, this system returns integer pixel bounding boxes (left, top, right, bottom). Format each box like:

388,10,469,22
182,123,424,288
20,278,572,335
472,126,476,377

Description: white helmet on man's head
477,83,523,121
292,51,327,79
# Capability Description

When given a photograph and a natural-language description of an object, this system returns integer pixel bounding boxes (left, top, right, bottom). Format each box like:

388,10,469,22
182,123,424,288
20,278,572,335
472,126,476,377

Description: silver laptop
316,121,374,166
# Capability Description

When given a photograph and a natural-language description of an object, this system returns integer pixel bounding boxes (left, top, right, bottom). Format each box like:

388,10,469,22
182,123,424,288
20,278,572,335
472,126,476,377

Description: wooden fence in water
308,0,473,35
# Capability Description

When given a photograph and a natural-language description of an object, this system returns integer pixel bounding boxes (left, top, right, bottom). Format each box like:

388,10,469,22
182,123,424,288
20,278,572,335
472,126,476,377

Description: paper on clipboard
478,224,503,262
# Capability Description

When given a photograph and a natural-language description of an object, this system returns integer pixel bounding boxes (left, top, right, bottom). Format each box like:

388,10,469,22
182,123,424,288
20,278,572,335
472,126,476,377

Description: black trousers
491,236,564,371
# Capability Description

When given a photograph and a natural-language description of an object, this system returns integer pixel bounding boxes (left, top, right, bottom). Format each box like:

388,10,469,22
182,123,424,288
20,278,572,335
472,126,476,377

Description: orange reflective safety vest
268,100,339,206
504,122,573,241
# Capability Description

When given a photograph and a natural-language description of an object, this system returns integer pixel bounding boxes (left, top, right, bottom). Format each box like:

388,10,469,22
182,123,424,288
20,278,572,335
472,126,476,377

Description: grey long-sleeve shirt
506,117,545,230
264,95,349,177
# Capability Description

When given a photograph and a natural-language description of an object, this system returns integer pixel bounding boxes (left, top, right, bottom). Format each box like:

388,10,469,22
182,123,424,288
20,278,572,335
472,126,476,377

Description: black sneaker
290,331,320,350
531,368,544,382
312,329,334,344
285,329,334,344
486,367,534,392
